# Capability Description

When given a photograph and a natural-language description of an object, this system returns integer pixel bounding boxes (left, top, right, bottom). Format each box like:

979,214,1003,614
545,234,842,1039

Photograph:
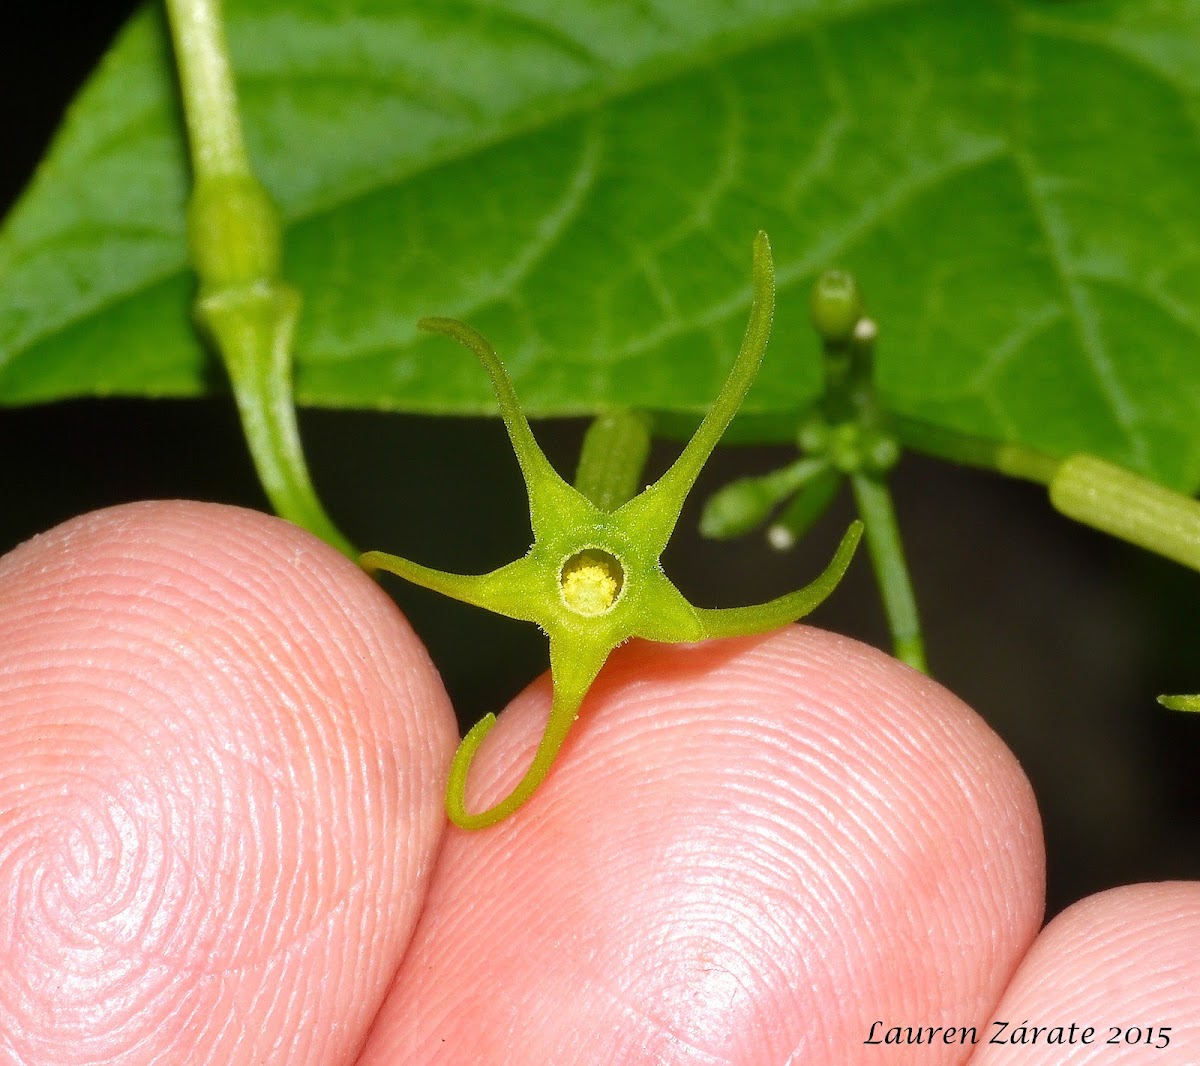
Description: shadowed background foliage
2,0,1198,919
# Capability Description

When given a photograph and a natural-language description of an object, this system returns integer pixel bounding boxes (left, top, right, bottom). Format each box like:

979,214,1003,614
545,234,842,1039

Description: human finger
0,501,456,1064
969,882,1200,1064
358,626,1044,1065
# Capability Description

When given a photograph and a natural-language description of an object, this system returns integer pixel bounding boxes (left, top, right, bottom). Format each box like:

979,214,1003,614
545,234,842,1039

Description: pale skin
1,502,1197,1064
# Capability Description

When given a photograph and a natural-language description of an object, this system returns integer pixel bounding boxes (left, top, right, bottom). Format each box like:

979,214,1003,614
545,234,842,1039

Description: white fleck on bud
853,317,878,345
767,524,796,552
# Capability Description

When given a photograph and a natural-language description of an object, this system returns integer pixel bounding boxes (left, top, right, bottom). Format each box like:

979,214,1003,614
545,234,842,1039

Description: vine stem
1050,454,1200,571
164,0,353,556
889,415,1059,485
163,0,248,178
889,420,1200,576
1049,454,1200,711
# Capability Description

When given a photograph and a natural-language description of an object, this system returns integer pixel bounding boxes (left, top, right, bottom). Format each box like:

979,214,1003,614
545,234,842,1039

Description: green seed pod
810,268,864,345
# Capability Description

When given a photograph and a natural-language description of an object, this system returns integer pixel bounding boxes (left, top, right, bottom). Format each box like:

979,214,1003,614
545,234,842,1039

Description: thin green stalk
700,457,832,541
889,415,1058,485
850,472,927,672
164,0,353,556
164,0,248,179
805,271,926,671
574,411,654,511
767,468,843,550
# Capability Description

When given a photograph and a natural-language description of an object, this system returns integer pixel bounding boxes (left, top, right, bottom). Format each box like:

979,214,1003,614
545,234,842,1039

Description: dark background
3,2,1198,920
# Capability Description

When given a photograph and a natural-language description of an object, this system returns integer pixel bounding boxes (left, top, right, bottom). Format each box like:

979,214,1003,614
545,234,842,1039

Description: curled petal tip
446,687,581,830
358,550,387,574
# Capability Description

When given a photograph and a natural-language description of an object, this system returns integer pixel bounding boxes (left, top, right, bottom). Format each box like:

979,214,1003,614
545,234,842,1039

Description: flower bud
700,476,779,539
810,269,864,345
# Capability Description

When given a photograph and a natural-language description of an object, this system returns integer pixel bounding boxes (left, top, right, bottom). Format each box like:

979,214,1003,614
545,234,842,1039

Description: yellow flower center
559,549,624,616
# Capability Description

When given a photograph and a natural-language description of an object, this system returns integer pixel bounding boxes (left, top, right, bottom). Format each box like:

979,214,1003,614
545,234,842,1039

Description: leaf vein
602,143,1009,369
425,0,608,71
450,118,605,329
1004,1,1150,467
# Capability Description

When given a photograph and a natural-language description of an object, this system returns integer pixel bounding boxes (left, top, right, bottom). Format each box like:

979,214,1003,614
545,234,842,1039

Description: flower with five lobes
362,232,863,830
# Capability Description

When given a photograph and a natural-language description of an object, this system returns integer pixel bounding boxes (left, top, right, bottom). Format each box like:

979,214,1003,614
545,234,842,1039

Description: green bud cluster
701,268,927,673
701,268,900,547
809,268,864,345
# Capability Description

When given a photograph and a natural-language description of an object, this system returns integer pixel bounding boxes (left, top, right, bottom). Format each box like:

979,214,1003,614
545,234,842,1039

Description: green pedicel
362,233,863,829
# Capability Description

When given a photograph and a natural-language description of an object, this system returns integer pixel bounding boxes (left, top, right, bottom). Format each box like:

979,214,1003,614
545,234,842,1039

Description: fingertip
974,882,1200,1063
0,501,456,1063
361,625,1044,1063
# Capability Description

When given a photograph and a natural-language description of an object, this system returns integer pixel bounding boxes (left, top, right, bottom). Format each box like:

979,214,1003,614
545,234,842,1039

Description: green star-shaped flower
363,232,862,829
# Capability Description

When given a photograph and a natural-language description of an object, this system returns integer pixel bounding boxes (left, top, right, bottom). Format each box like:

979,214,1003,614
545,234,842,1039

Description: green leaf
3,0,1200,491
